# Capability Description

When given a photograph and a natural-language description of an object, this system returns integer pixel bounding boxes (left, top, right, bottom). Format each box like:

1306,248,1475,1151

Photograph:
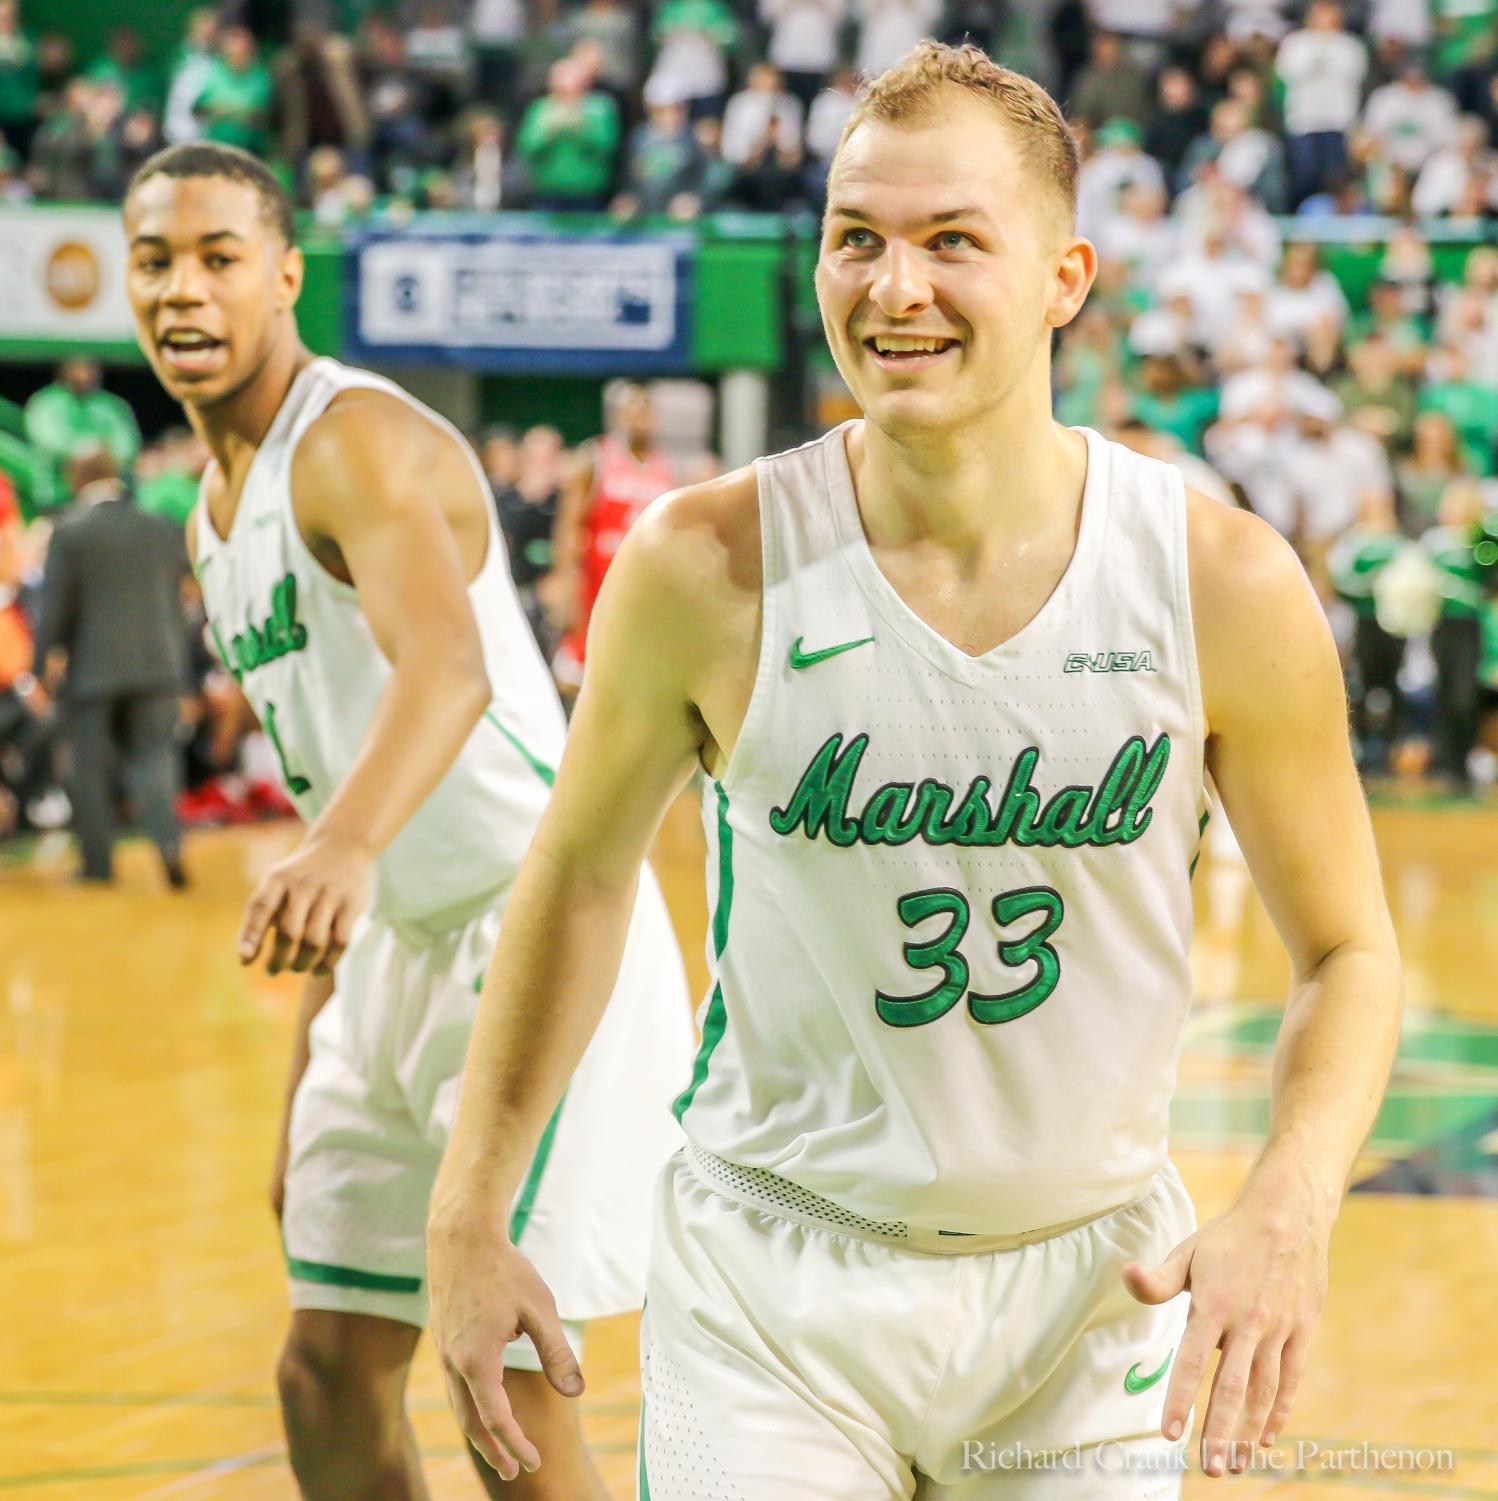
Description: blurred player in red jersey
546,382,673,685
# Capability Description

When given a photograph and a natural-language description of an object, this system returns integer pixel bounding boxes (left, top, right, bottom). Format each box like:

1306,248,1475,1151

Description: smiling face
124,173,302,411
815,94,1092,442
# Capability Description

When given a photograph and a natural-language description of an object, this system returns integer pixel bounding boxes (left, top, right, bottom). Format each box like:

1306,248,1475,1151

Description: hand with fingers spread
237,830,374,976
1124,1173,1332,1479
427,1198,585,1481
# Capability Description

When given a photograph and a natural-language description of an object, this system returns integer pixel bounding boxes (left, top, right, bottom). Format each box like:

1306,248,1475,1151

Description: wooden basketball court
2,791,1494,1499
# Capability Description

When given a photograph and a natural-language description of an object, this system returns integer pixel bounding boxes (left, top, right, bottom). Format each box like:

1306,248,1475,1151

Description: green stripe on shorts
285,1253,422,1294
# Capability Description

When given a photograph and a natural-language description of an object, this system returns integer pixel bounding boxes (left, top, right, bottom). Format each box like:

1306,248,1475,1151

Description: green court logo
1065,651,1157,673
1124,1352,1172,1394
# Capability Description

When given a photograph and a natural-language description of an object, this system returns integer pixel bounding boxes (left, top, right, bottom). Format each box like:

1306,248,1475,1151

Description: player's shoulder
1184,488,1310,616
625,461,761,598
296,383,445,471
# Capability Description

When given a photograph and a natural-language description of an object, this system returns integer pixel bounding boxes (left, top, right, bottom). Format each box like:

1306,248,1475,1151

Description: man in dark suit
33,446,190,885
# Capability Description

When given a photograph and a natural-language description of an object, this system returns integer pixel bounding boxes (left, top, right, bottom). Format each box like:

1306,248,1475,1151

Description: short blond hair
833,42,1080,237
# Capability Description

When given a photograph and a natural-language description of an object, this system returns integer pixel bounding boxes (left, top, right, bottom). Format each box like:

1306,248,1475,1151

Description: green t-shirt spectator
23,382,141,476
1420,381,1498,477
194,55,272,154
1423,522,1489,619
1328,527,1406,618
515,92,620,204
136,468,199,526
1131,387,1220,455
0,25,37,131
1432,0,1498,73
652,0,738,51
87,54,162,114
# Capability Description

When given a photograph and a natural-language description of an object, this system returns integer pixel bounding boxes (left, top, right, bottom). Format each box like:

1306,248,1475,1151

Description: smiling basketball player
428,44,1401,1497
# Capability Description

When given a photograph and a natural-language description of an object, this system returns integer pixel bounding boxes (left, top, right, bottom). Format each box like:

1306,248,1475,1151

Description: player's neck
847,385,1087,565
189,337,314,489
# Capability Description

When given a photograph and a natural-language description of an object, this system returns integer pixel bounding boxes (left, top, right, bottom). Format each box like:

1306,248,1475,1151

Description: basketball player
548,382,674,681
429,45,1402,1496
122,142,693,1501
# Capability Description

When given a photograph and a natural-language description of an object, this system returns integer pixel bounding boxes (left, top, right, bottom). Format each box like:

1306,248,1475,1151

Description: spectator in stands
1424,478,1492,788
193,25,272,156
1362,52,1459,174
554,0,642,114
0,0,38,161
1335,332,1421,448
648,0,737,121
1148,66,1213,192
0,469,59,834
490,424,562,652
613,74,710,219
514,56,620,210
24,359,140,498
403,0,472,126
1182,96,1290,209
1276,0,1369,205
1411,112,1496,215
360,15,439,191
805,65,858,195
452,106,504,212
1397,409,1468,531
854,0,942,78
275,13,369,168
0,137,26,201
31,447,188,886
86,26,160,117
28,77,119,201
1421,342,1498,474
1432,0,1498,116
762,0,843,113
135,428,206,527
1076,118,1165,242
722,62,802,168
1435,246,1498,385
1070,28,1154,131
1269,240,1351,354
162,8,217,146
1328,488,1409,771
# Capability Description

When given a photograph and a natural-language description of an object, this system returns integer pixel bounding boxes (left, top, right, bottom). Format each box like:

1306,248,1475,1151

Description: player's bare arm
1125,493,1402,1477
236,391,494,976
427,466,760,1480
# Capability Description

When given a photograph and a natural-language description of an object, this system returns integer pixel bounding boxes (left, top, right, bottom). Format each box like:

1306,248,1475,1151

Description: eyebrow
828,206,993,228
129,230,249,248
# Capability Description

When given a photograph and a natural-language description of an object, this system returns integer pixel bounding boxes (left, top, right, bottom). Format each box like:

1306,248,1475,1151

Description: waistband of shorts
683,1144,1127,1255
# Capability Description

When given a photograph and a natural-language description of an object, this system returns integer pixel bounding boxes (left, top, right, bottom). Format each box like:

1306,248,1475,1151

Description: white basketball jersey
674,423,1209,1236
193,357,566,924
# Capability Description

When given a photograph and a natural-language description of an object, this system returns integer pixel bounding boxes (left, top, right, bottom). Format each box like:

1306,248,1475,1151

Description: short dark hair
126,142,295,246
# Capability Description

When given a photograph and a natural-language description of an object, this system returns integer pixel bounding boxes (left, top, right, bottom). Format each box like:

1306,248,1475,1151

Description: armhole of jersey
710,457,779,792
1171,465,1209,801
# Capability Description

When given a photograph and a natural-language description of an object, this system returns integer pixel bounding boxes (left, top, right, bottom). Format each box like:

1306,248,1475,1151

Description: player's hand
1123,1172,1332,1478
427,1196,585,1480
237,831,373,975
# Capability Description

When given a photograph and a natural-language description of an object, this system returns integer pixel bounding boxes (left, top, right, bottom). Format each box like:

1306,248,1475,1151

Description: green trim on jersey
1189,805,1211,880
284,1253,422,1294
673,782,735,1124
638,1392,652,1499
509,1091,567,1244
483,709,557,787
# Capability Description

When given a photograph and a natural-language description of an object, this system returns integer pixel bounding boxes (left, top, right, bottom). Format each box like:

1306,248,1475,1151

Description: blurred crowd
0,0,1496,870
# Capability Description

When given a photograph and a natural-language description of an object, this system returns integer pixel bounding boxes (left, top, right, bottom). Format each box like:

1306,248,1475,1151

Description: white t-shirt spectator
1275,27,1368,134
1412,141,1498,216
721,87,804,164
1223,0,1289,42
806,86,856,162
1076,147,1165,242
651,30,729,102
1161,254,1269,351
854,0,942,77
470,0,527,47
1362,78,1458,171
1095,209,1178,287
761,0,845,75
1219,363,1335,425
1284,425,1394,541
1086,0,1185,36
1369,0,1431,44
1267,270,1350,345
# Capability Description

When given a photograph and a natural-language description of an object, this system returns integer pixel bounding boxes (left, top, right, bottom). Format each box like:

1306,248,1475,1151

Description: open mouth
862,335,959,370
158,329,226,375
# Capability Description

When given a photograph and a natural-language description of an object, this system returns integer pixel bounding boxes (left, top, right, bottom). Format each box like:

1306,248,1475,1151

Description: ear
1046,235,1097,332
278,243,305,312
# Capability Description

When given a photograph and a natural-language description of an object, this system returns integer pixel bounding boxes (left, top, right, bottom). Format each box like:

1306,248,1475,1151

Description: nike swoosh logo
789,634,875,670
1124,1352,1173,1394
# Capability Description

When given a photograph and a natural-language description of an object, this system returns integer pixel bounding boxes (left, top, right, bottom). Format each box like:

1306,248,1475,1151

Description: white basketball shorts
282,869,693,1372
639,1146,1196,1497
